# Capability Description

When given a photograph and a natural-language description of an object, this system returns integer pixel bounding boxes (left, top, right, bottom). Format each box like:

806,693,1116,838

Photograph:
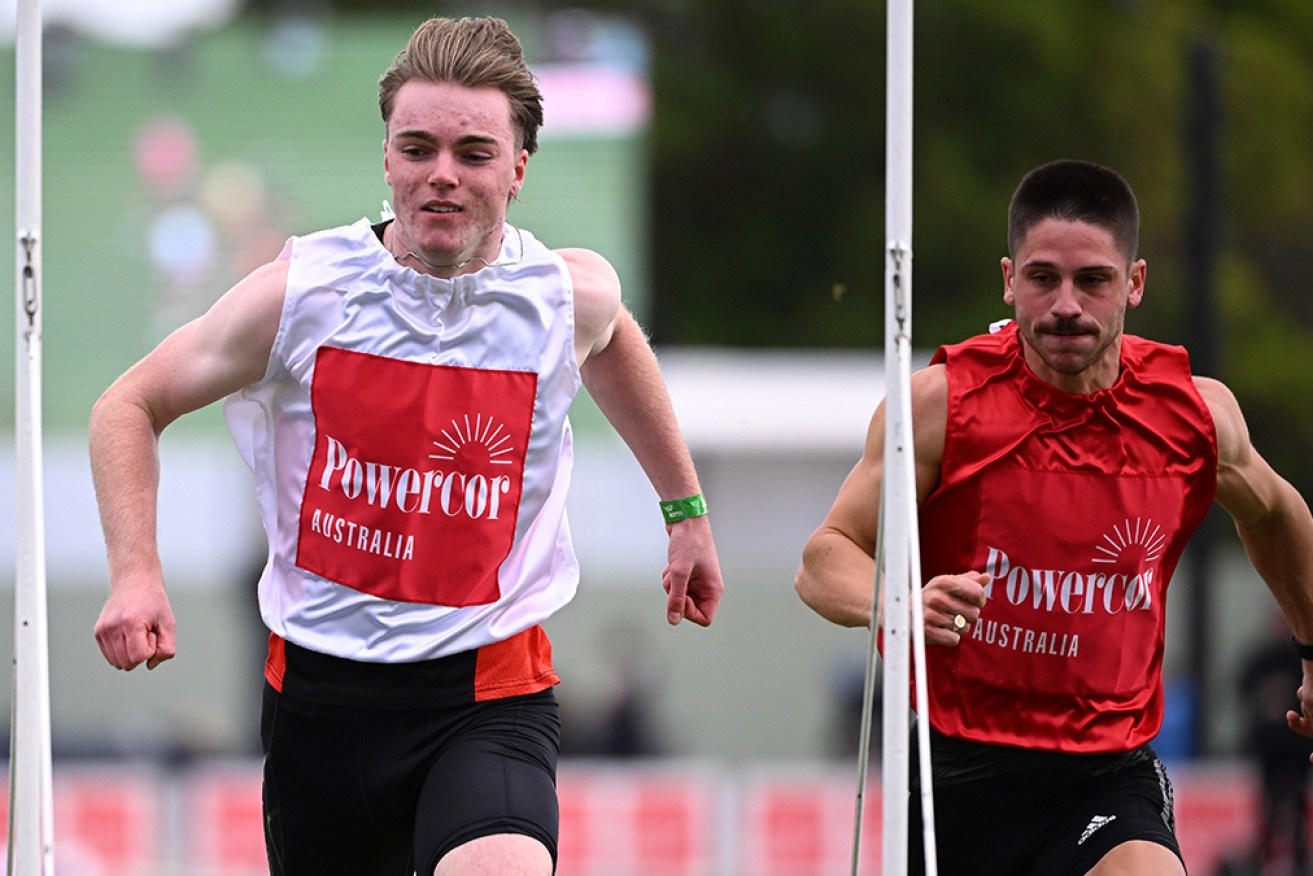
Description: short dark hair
378,17,544,155
1007,159,1140,263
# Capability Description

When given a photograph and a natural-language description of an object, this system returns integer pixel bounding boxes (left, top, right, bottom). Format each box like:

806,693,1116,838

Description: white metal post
878,0,939,872
9,0,55,872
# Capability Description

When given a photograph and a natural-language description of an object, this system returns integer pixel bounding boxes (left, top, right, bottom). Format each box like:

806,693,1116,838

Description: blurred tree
641,0,886,347
560,0,1313,496
1211,0,1313,500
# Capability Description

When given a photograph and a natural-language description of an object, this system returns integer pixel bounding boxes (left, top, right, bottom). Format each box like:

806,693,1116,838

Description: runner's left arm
1200,376,1313,749
565,248,723,627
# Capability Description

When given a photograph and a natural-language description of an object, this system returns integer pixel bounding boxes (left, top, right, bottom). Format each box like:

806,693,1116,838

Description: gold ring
952,614,967,632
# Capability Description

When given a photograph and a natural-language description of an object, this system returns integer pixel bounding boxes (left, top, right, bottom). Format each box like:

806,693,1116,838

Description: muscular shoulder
1192,374,1285,525
912,362,949,410
857,364,947,501
242,257,291,304
911,364,948,488
218,259,288,351
121,258,289,426
1192,375,1243,466
558,247,622,361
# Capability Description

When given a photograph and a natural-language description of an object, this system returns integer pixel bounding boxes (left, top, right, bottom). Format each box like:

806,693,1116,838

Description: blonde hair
378,17,544,155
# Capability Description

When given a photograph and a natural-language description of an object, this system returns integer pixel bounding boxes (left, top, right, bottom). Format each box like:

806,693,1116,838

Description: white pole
849,486,887,875
852,1,937,870
879,0,939,872
878,346,912,876
9,0,55,872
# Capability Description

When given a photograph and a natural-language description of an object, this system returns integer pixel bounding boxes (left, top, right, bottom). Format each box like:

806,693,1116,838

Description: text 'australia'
309,512,415,559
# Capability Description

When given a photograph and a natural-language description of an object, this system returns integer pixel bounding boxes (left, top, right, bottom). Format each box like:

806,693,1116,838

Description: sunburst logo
429,414,516,468
1091,517,1165,566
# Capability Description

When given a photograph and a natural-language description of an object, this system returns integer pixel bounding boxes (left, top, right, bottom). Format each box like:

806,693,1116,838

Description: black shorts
260,681,561,876
908,740,1184,875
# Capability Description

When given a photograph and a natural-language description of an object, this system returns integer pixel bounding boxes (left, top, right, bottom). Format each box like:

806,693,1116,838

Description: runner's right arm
92,260,287,670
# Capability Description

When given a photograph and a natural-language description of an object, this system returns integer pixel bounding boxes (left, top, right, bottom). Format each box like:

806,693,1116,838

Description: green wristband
660,493,708,524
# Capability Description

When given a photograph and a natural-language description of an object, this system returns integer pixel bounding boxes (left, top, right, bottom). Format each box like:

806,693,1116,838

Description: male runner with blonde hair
93,16,723,875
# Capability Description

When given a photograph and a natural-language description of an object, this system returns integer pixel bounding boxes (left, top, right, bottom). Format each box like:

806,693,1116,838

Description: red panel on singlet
296,347,537,607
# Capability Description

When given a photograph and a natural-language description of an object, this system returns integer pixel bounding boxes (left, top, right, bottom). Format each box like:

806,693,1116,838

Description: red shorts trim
263,626,559,704
265,632,287,692
474,625,559,702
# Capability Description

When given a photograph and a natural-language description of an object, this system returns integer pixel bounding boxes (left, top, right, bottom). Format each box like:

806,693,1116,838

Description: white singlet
225,218,582,663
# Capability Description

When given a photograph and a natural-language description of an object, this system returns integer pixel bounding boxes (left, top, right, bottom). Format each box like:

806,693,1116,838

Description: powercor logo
297,347,537,606
983,518,1163,616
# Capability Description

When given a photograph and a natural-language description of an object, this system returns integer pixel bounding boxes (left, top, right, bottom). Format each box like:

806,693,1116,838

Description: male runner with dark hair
797,158,1313,875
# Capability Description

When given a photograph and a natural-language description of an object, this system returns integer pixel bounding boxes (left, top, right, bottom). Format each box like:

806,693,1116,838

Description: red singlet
919,322,1217,752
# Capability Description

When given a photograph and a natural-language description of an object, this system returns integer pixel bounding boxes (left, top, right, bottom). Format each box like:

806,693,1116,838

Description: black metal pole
1183,33,1222,756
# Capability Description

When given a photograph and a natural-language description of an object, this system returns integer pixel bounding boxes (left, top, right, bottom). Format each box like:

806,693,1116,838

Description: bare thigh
1085,839,1187,876
433,834,552,876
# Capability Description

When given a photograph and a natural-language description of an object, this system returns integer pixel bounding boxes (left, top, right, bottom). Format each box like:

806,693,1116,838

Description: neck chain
396,247,490,273
387,217,522,274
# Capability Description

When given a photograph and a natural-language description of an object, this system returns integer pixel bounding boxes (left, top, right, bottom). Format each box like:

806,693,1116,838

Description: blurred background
2,0,1312,873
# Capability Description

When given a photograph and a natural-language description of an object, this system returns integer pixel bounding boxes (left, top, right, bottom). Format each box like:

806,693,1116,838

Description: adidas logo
1078,814,1117,846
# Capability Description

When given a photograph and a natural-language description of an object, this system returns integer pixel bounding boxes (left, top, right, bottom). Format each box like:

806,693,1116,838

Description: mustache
1040,317,1093,336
